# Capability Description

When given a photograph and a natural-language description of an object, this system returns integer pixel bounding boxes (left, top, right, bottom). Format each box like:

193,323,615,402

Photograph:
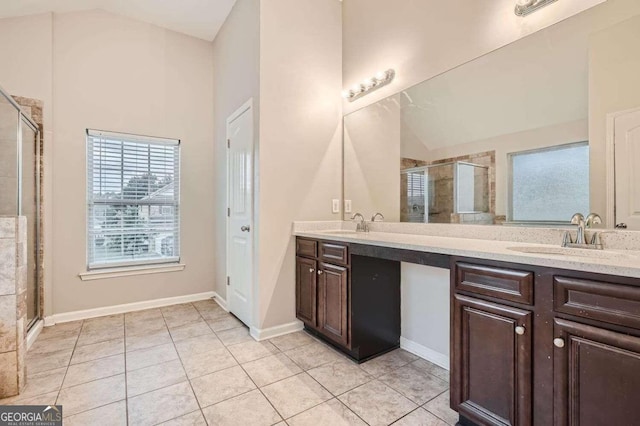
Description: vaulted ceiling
0,0,237,41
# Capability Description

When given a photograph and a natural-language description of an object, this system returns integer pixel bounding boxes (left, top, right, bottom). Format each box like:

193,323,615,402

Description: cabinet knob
515,326,526,335
317,270,323,275
554,338,565,348
309,268,314,273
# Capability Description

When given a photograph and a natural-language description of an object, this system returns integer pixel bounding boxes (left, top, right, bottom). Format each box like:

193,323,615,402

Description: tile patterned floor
0,299,458,425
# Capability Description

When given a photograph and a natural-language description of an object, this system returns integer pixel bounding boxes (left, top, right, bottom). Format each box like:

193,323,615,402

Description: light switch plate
332,199,340,214
344,199,352,213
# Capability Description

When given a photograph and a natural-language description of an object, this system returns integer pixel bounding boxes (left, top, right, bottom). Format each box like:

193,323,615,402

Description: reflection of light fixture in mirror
515,0,558,16
342,69,395,102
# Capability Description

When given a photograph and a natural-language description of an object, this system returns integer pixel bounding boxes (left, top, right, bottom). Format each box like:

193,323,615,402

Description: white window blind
87,129,180,269
405,171,426,223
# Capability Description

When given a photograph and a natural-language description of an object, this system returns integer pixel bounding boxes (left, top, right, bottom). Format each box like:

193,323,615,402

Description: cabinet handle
515,326,526,335
317,270,323,275
554,338,565,348
309,268,314,273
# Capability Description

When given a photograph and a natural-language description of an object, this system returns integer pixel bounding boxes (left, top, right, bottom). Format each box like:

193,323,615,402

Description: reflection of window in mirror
508,142,589,223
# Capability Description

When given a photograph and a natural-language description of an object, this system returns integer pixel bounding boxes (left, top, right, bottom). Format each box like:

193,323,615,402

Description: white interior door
614,108,640,230
227,100,253,326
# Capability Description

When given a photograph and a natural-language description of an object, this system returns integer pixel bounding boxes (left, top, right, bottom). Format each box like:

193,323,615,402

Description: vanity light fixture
342,69,396,102
514,0,558,16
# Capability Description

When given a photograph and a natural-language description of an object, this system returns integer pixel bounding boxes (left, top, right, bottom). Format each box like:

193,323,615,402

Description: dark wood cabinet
295,237,401,361
452,294,532,426
451,259,640,426
553,318,640,426
455,262,534,305
295,256,317,327
294,240,640,425
317,262,348,346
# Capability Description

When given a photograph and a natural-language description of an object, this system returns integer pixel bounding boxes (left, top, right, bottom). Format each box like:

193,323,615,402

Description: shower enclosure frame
402,161,490,223
0,86,42,330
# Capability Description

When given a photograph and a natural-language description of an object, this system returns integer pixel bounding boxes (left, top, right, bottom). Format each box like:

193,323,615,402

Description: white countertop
293,228,640,279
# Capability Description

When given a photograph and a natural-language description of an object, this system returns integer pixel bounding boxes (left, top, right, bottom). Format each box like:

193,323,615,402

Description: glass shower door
21,118,39,327
0,89,41,329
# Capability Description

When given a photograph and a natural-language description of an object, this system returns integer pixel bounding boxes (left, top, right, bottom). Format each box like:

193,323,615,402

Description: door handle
515,326,526,335
554,338,565,348
240,225,251,232
317,270,323,275
616,223,628,229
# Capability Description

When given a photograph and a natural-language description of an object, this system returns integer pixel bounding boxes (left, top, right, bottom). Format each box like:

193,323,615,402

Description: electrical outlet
332,199,340,214
344,199,352,213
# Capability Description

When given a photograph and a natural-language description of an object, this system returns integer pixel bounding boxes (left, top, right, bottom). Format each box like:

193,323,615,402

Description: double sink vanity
309,3,640,424
293,222,640,426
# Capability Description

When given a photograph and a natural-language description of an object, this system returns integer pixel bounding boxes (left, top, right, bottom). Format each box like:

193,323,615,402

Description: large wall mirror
344,4,640,229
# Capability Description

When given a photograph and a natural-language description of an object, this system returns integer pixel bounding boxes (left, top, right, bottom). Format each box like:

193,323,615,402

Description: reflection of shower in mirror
401,161,490,224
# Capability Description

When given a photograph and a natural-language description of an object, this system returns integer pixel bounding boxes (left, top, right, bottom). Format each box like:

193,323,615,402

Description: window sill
79,263,186,281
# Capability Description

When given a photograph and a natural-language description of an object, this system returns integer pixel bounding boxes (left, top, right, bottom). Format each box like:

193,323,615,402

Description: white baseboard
43,291,216,326
250,320,303,341
400,336,450,370
26,320,44,350
212,291,228,311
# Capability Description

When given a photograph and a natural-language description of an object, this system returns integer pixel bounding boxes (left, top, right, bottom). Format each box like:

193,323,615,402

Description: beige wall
589,13,640,223
401,264,449,366
257,0,342,329
0,10,216,315
344,95,401,221
0,13,54,316
51,10,215,313
342,0,605,115
212,0,261,303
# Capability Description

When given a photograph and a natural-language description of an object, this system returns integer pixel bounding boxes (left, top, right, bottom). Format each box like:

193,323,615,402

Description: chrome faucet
351,213,369,233
371,212,384,222
570,213,586,245
586,213,603,246
586,213,602,229
562,212,603,249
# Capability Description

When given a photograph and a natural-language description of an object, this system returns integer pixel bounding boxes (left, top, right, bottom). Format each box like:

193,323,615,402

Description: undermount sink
507,246,637,260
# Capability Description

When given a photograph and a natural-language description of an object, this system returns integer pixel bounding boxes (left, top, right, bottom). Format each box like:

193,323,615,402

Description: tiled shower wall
400,151,496,224
0,216,27,398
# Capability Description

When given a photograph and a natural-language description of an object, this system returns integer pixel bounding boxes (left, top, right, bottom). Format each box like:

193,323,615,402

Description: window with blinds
86,129,180,269
405,171,426,223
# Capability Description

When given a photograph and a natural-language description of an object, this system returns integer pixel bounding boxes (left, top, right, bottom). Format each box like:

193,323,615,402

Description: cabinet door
554,318,640,425
296,256,317,327
452,294,532,426
318,263,349,347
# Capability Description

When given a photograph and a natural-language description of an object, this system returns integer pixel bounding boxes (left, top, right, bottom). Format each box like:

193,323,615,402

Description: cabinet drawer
554,276,640,330
320,242,349,265
454,262,534,305
296,238,317,258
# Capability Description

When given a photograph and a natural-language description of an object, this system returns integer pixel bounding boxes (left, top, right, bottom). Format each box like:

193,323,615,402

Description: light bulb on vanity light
342,68,396,102
515,0,557,16
362,78,375,90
